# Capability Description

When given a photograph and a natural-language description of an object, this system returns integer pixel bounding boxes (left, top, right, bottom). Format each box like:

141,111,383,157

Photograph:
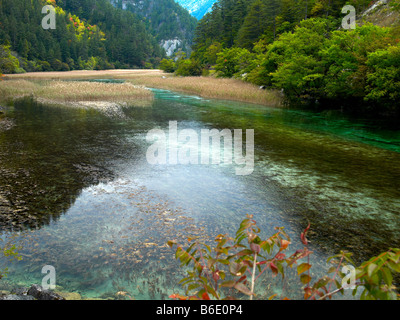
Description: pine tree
236,0,267,49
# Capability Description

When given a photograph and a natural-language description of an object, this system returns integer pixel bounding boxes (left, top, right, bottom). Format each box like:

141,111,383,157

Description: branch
250,252,257,300
327,253,345,293
317,281,361,300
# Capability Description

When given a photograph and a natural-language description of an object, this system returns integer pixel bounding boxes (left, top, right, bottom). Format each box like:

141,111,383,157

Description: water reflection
0,88,399,299
0,97,125,230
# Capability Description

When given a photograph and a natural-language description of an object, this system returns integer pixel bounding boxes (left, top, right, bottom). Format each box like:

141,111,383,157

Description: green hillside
166,0,400,118
0,0,164,73
111,0,197,54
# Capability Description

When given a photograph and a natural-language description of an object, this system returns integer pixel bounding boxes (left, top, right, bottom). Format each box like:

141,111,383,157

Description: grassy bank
0,78,153,107
125,74,283,106
4,70,283,107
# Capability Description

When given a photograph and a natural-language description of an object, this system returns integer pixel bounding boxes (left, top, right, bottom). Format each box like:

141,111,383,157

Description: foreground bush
168,214,400,300
0,237,21,280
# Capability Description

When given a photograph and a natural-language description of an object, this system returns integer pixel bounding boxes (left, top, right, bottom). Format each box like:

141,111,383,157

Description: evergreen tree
0,0,165,72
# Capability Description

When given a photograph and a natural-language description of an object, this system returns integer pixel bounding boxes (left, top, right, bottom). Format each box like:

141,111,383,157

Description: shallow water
0,86,399,299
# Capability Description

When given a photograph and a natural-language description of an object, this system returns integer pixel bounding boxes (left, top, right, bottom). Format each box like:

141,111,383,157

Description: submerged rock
0,117,15,131
27,284,66,300
12,287,29,295
54,291,82,300
1,294,35,300
0,284,66,300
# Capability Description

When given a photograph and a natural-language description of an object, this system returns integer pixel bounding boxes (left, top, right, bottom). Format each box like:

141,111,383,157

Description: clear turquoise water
0,86,399,299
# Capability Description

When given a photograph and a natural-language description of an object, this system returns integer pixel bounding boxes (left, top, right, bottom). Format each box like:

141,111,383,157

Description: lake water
0,85,399,299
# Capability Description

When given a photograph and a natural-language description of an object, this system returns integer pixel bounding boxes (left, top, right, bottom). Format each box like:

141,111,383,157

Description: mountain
109,0,197,56
0,0,164,72
358,0,400,27
185,0,400,117
175,0,217,19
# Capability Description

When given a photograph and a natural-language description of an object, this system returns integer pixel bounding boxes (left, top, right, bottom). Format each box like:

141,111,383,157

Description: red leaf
202,292,210,300
270,262,278,275
304,287,312,299
238,275,247,283
288,248,313,266
300,223,311,245
280,239,290,250
275,252,286,260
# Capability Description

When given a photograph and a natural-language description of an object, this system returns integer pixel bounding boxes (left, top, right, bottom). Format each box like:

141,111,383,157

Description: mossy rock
54,290,82,300
0,290,11,296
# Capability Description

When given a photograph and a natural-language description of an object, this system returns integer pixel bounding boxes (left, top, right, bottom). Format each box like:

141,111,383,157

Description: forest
160,0,400,117
112,0,198,53
2,0,400,117
0,0,165,72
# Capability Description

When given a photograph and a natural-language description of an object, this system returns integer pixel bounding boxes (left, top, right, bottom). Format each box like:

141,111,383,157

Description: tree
0,0,164,71
365,44,400,114
204,42,223,66
263,19,331,100
175,59,202,76
321,24,396,100
236,0,267,50
215,47,255,78
0,45,20,74
159,58,176,73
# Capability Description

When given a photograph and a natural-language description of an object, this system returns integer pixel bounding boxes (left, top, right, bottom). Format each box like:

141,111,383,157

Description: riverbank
0,79,153,113
4,69,283,107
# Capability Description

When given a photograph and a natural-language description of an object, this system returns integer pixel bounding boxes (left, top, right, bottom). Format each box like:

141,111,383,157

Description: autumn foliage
168,214,400,300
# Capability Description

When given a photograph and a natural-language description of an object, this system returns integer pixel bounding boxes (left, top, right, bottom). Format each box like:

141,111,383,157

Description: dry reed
4,69,283,107
0,79,153,107
125,75,282,106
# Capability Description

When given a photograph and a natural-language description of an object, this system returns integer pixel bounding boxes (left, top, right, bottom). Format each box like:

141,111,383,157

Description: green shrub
215,47,255,78
159,58,176,73
0,45,20,74
175,59,202,76
0,237,22,280
365,44,400,112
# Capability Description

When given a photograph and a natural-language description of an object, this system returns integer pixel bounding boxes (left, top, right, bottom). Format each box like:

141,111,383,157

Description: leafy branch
0,237,22,280
168,214,400,300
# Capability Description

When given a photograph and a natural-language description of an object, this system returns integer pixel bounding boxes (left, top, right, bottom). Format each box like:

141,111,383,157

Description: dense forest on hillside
192,0,366,51
161,0,400,118
0,0,165,72
111,0,197,52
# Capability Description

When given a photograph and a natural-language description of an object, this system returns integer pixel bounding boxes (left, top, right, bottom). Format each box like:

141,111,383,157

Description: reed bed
0,79,39,102
38,81,152,104
125,75,283,107
0,79,153,107
4,69,283,107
